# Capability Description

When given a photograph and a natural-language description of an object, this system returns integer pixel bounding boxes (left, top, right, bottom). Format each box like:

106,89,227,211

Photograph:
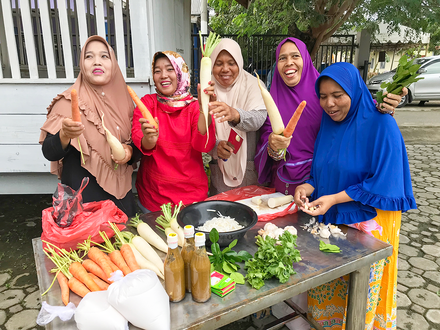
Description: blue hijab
307,62,417,225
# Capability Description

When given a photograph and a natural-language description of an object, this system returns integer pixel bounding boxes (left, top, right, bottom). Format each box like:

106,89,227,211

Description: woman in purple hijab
255,37,404,196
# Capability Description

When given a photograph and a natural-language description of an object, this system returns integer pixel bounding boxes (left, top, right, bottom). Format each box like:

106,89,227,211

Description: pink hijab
210,38,265,186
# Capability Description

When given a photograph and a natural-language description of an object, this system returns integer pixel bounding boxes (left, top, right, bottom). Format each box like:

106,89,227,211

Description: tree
208,0,440,60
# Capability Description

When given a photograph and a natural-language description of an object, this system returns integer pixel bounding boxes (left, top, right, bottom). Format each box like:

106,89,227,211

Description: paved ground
1,101,440,330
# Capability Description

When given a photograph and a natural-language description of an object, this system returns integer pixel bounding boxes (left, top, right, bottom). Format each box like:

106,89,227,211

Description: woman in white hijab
205,38,267,195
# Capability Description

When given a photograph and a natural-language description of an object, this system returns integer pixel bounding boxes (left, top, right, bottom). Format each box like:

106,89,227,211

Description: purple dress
255,37,323,195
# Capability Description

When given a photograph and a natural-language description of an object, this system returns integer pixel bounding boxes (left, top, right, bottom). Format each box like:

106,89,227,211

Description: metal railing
191,34,356,95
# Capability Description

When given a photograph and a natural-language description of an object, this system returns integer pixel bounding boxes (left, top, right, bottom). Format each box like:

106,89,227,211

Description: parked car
367,55,440,107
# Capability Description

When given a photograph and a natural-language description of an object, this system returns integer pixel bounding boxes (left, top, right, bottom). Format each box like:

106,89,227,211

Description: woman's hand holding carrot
217,140,234,160
59,117,85,150
268,132,291,151
140,117,159,150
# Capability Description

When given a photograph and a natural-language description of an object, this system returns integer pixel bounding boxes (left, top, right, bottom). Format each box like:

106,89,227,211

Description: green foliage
319,240,341,253
244,231,301,290
376,55,424,103
208,228,253,283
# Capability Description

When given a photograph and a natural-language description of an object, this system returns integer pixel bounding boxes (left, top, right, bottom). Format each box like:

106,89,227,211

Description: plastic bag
206,185,297,222
107,269,170,330
36,301,76,326
75,291,128,330
41,178,127,251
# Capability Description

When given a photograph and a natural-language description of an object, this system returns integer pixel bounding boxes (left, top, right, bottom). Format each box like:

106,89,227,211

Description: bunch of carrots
43,220,167,305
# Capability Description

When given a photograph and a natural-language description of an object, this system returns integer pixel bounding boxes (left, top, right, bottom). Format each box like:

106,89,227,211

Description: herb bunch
376,55,424,104
245,231,301,290
209,228,253,284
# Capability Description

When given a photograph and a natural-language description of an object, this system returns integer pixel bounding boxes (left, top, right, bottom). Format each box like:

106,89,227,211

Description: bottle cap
184,225,194,238
194,232,205,247
167,232,178,247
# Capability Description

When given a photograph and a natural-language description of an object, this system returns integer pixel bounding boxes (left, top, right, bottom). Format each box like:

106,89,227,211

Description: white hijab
210,38,266,187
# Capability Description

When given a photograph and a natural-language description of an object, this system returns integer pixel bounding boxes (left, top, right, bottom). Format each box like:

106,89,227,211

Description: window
423,61,440,74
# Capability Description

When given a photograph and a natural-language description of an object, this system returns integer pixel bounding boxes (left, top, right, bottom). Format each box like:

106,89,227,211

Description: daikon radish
199,31,221,147
251,196,262,206
127,243,164,280
255,71,284,135
71,89,85,164
130,214,168,254
131,235,164,276
156,201,185,247
101,112,125,161
127,85,158,129
267,195,294,209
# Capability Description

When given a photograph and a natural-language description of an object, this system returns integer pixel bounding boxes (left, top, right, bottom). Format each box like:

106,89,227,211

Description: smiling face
277,41,303,88
212,50,240,88
319,77,351,122
153,56,178,96
83,40,113,87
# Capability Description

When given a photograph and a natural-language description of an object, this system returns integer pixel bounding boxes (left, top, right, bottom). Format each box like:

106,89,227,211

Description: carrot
127,85,158,128
69,261,101,292
84,247,114,281
283,101,307,138
102,253,121,273
68,276,91,298
56,271,70,306
89,273,110,290
82,259,111,284
71,89,80,122
109,250,132,276
120,243,141,272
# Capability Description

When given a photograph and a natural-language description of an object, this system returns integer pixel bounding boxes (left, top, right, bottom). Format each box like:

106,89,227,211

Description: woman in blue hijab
294,62,416,329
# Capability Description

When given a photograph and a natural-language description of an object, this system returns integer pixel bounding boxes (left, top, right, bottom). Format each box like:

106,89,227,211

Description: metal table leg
346,265,370,330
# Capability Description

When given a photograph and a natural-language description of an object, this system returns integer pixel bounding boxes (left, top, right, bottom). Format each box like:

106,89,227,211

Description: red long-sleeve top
132,94,215,212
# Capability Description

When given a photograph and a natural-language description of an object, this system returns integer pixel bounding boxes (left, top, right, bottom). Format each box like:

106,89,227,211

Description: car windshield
414,58,431,65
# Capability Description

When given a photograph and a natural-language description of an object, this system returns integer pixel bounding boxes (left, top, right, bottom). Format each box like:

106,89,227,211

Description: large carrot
68,276,91,298
82,259,111,284
127,85,158,129
96,231,130,275
69,262,101,292
120,244,141,272
56,271,70,306
89,273,110,290
87,247,114,280
109,250,132,276
283,101,306,138
71,89,85,164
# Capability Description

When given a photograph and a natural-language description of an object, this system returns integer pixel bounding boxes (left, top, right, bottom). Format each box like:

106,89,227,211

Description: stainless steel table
33,210,392,330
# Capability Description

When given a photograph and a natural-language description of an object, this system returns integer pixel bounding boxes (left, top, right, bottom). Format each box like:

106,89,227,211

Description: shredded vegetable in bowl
197,211,244,232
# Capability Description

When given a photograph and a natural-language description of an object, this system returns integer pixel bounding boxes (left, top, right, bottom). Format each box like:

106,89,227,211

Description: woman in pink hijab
204,38,267,195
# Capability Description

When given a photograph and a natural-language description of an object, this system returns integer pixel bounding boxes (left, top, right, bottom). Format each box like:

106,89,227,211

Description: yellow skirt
308,209,401,330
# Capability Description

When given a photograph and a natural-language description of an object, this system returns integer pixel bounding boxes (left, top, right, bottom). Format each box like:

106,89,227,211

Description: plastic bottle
181,225,195,293
190,232,211,303
164,232,185,302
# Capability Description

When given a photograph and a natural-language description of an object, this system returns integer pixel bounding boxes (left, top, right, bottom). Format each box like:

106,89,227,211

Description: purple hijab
255,37,323,193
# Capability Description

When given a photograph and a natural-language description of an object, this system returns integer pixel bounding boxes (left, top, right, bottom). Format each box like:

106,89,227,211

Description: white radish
251,196,262,206
101,112,125,161
199,32,221,147
127,243,164,280
255,71,285,135
156,201,185,247
130,216,168,254
267,195,294,208
132,235,164,276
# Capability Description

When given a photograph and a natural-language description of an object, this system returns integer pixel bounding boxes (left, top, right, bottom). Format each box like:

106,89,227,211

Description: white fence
0,0,192,193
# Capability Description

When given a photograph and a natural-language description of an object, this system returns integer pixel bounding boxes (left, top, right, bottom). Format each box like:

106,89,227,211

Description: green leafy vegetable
319,240,341,253
208,228,253,283
376,55,424,104
245,231,301,290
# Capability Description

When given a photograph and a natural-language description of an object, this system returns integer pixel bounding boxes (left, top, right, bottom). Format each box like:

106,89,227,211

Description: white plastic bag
36,301,76,326
74,290,128,330
108,269,170,330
